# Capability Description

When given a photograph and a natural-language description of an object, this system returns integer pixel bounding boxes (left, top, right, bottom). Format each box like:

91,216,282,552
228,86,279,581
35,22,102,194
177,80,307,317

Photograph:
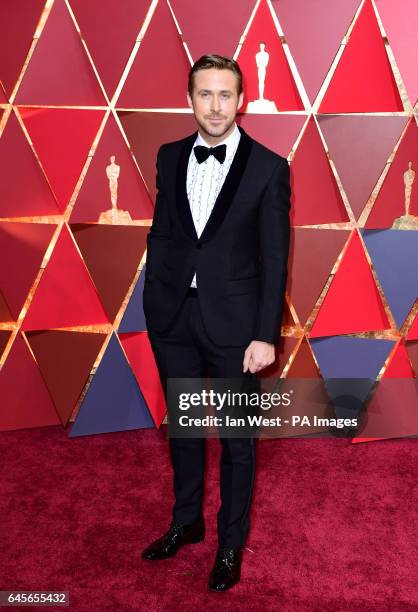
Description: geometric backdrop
0,0,417,442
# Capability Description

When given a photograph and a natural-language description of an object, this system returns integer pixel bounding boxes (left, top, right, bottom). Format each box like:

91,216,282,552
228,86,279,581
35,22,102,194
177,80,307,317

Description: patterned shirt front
186,122,241,288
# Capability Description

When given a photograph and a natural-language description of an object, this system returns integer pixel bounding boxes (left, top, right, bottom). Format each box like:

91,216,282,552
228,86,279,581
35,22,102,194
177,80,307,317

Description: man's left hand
243,340,275,373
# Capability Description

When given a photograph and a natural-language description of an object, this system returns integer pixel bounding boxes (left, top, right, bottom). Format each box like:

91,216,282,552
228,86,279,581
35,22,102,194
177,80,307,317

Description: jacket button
196,243,202,249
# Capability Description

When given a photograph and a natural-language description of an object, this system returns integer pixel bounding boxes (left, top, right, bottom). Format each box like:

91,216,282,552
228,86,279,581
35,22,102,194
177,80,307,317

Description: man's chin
200,121,231,138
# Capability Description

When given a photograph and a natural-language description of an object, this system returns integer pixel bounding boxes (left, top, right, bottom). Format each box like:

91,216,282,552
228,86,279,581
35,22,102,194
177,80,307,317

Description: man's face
187,68,244,141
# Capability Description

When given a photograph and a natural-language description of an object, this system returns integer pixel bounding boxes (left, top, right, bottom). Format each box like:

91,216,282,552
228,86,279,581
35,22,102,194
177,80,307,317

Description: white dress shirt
186,122,241,288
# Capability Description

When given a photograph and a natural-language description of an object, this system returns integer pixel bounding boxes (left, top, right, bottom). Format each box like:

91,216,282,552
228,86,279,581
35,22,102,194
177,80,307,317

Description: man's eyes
199,93,231,99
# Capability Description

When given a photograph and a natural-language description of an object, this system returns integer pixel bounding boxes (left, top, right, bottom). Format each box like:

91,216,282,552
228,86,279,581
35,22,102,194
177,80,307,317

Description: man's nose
211,95,221,112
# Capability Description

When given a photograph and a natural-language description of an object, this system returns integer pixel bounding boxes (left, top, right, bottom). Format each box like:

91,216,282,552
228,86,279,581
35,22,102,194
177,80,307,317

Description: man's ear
237,91,244,110
187,91,193,109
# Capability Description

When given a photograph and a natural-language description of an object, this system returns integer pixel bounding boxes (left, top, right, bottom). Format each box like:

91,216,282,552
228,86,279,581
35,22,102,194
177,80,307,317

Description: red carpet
1,426,417,610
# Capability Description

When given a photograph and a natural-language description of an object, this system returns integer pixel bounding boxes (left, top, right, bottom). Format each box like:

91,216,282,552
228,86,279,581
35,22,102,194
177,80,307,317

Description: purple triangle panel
69,332,154,437
118,265,147,333
311,336,394,379
362,229,418,327
310,336,394,421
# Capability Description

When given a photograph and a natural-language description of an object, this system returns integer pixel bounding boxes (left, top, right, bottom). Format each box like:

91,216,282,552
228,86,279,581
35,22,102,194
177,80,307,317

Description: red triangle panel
309,231,391,337
22,224,109,330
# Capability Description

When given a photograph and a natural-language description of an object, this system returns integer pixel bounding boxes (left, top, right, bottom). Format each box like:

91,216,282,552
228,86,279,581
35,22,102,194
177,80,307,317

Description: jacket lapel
175,125,253,243
175,130,198,241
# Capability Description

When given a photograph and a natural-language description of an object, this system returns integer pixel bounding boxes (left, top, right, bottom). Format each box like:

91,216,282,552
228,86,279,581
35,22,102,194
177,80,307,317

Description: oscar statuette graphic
246,42,278,113
392,161,418,230
99,155,132,223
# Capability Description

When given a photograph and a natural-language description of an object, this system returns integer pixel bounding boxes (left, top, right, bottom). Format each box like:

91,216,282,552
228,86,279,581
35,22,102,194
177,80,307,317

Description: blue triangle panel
69,333,154,437
310,336,394,379
362,229,418,327
118,265,147,333
311,336,394,420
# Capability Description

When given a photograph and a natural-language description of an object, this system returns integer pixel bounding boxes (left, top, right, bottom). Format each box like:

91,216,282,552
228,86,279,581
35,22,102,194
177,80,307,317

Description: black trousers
147,288,258,549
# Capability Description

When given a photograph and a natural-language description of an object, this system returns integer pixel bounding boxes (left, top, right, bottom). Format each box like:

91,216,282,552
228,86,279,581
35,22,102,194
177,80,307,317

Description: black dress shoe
208,546,242,591
141,518,205,560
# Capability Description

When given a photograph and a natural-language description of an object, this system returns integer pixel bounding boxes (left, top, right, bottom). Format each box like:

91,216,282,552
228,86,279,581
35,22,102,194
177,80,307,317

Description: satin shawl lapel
175,125,253,243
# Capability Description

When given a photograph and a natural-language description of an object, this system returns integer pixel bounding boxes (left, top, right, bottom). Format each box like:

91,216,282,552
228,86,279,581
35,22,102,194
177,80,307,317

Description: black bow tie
194,144,227,164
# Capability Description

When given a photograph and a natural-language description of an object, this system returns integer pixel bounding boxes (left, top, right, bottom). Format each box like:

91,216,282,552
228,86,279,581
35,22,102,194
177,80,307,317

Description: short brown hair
188,54,243,96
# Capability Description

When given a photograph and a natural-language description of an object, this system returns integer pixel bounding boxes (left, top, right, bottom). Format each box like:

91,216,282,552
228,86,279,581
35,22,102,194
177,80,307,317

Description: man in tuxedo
141,55,291,592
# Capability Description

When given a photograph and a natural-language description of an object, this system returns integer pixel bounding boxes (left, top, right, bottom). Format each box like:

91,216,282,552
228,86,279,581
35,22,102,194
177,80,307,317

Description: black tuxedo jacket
143,125,291,347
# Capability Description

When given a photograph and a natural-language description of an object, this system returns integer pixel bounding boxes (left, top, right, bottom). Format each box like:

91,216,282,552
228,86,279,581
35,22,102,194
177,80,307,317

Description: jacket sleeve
144,145,172,285
253,157,291,344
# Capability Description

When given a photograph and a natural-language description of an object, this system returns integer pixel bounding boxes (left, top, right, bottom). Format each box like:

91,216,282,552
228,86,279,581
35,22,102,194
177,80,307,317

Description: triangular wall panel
119,331,166,427
116,0,191,108
118,111,196,200
69,113,153,222
287,228,350,326
318,114,408,220
118,265,147,333
383,339,415,378
0,111,59,218
170,0,255,61
310,336,394,420
286,337,321,378
272,0,361,104
290,117,349,225
22,224,109,331
26,330,106,426
70,224,148,322
14,0,106,105
311,336,393,379
69,333,154,436
236,0,304,112
309,231,391,337
0,0,46,99
375,0,418,106
0,333,61,432
19,107,105,212
237,112,304,158
362,229,418,328
69,0,151,99
0,221,56,320
319,0,403,112
365,119,418,227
